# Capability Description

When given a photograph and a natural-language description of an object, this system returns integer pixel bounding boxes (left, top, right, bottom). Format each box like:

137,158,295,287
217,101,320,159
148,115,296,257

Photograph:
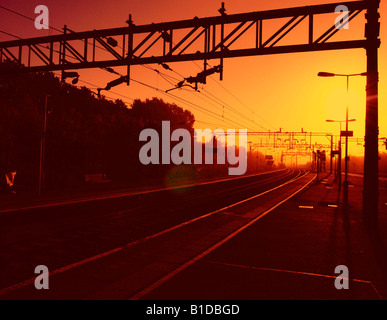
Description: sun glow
324,85,366,123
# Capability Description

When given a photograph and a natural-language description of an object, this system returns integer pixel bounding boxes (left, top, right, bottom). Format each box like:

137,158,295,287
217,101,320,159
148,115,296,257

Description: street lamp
319,71,366,224
326,119,356,125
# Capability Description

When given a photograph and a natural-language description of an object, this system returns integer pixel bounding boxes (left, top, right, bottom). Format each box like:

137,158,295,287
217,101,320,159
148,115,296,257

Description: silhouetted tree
0,61,196,192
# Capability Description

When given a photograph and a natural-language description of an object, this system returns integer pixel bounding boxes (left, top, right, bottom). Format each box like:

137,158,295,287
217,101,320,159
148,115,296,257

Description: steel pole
343,76,350,226
363,0,380,229
38,95,49,196
330,135,333,174
338,122,342,191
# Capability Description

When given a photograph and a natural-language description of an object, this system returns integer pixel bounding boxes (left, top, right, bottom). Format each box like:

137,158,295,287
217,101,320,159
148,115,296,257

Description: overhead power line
0,5,60,31
0,6,271,130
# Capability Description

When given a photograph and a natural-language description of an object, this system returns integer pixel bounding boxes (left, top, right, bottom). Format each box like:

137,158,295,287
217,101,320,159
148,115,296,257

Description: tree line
0,61,200,193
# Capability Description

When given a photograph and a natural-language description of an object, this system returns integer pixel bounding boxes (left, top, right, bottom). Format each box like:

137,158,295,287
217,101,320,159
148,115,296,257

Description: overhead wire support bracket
166,64,222,92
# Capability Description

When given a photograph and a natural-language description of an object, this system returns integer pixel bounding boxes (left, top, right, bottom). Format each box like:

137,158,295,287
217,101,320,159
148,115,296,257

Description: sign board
331,151,340,156
341,130,353,137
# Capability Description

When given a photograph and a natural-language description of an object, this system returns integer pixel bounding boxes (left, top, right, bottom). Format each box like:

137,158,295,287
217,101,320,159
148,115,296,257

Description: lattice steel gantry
0,1,375,77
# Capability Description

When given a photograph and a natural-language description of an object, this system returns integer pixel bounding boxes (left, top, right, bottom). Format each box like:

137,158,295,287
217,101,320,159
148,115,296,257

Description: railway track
0,168,315,299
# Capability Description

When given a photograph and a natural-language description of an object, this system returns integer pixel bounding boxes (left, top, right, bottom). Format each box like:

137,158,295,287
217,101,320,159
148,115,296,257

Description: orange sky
1,0,386,161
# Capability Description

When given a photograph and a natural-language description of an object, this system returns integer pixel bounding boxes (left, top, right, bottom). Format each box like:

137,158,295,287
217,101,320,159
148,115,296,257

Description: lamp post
319,71,366,222
248,141,252,168
248,141,259,172
327,134,333,174
39,94,51,196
